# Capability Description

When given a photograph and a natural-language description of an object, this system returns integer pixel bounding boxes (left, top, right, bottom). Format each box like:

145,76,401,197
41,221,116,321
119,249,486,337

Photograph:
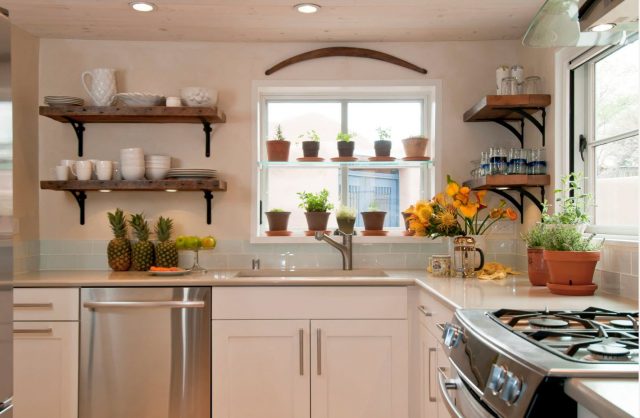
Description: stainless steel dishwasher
80,287,211,418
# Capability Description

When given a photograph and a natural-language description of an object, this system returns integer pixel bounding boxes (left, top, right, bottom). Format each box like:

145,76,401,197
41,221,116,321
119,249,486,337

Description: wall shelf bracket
511,107,546,147
69,190,87,225
203,190,213,224
202,121,213,157
489,186,545,223
492,119,524,147
65,118,86,156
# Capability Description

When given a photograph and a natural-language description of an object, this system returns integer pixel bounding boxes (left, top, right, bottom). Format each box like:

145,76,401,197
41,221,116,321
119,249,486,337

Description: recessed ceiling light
130,2,157,12
589,23,616,32
294,3,320,14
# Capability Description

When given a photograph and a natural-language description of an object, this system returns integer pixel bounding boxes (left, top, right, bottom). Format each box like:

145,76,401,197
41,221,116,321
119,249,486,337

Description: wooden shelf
463,95,551,122
39,105,226,157
40,179,227,225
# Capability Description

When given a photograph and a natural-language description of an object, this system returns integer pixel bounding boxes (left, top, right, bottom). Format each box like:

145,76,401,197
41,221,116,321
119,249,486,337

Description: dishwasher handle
437,366,464,418
83,301,205,309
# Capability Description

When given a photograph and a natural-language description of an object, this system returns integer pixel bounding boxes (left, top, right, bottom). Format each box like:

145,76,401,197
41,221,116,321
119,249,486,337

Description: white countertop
565,378,639,418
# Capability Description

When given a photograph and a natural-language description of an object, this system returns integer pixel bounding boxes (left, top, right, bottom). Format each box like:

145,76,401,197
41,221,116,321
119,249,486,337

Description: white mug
94,160,113,181
60,159,76,179
55,165,69,181
166,96,181,107
71,160,93,181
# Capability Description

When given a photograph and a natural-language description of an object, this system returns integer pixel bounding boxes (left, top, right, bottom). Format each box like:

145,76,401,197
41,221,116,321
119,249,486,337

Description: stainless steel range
439,307,639,418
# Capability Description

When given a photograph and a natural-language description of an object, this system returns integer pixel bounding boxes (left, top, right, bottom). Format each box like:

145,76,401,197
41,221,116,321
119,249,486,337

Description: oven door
437,364,496,418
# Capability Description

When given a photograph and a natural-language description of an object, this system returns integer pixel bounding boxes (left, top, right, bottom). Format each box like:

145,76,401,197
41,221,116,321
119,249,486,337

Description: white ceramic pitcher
81,68,117,106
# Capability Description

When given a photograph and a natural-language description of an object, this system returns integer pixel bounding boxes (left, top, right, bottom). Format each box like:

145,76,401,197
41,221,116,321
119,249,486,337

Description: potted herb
297,189,334,232
521,223,549,286
299,130,320,158
336,132,356,157
265,208,291,232
402,135,429,158
335,205,356,234
542,172,591,232
375,127,392,157
361,202,386,231
266,124,290,162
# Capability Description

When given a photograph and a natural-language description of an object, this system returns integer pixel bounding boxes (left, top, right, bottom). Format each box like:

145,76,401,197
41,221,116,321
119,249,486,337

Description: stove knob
486,364,507,395
499,372,523,405
443,324,462,348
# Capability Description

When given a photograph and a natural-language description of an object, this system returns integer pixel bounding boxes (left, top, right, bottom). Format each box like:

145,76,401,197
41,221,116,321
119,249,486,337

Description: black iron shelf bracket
493,119,524,147
488,186,546,224
202,121,213,157
69,190,87,225
204,190,213,224
490,107,547,148
65,118,86,156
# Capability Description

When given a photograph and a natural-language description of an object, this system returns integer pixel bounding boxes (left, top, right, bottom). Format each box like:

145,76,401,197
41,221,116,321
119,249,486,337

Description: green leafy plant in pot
299,130,320,158
542,172,591,232
298,189,334,232
361,201,387,231
335,205,356,235
336,132,356,157
266,124,290,162
521,223,549,286
374,127,392,157
265,208,291,232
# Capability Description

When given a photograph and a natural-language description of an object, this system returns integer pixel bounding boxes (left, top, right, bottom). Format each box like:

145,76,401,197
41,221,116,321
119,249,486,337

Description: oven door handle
437,366,464,418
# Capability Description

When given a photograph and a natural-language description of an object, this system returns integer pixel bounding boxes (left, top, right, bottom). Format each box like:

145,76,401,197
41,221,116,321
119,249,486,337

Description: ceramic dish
148,268,191,276
114,92,165,107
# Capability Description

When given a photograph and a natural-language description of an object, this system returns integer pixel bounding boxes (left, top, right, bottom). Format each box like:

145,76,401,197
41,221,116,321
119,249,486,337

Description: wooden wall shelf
39,105,227,157
40,179,227,225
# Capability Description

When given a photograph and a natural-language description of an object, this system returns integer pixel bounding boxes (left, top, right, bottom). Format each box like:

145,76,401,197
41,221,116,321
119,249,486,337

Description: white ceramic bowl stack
145,155,171,180
120,148,145,180
180,87,218,107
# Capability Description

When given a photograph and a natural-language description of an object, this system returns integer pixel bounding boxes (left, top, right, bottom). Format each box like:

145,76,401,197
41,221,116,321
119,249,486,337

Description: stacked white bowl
120,148,145,180
145,155,171,180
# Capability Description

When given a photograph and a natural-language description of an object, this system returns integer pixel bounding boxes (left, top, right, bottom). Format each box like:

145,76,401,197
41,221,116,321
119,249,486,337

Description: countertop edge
564,378,638,418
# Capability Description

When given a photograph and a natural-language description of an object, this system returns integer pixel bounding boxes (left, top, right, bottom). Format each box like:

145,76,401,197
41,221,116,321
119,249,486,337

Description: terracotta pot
543,250,601,286
337,141,355,157
401,211,411,230
401,136,428,158
361,211,386,230
304,212,330,231
527,247,549,286
266,140,290,162
336,217,355,234
374,140,392,157
265,211,290,231
302,141,320,158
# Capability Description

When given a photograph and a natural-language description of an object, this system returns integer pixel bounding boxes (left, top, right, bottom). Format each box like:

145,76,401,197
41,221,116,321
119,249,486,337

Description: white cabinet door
212,320,310,418
311,319,408,418
13,321,78,418
419,322,439,418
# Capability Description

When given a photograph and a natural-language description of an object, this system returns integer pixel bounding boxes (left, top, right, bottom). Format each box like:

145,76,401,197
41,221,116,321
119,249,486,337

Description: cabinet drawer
416,289,454,337
14,288,79,321
212,287,407,319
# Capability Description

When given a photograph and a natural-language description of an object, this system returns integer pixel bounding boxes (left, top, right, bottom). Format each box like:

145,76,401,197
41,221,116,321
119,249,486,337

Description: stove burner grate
529,317,569,328
610,319,635,329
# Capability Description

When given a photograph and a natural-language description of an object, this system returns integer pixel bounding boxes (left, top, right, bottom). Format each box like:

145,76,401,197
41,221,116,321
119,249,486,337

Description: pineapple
155,216,179,267
107,208,132,271
129,213,156,271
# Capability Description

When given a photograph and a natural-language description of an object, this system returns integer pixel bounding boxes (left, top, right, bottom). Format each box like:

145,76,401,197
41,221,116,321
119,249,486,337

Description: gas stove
441,307,639,418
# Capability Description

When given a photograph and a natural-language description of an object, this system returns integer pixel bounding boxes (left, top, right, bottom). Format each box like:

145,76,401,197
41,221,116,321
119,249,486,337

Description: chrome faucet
314,231,353,270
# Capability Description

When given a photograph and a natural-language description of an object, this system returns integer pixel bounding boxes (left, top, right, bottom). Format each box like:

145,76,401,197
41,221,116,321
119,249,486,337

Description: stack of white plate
145,155,171,180
166,168,217,179
44,96,84,107
120,148,145,180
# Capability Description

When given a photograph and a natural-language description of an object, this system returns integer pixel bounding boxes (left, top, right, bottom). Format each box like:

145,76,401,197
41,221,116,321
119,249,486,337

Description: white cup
60,159,76,179
166,97,181,107
55,165,69,181
71,160,93,181
121,165,145,181
94,160,113,181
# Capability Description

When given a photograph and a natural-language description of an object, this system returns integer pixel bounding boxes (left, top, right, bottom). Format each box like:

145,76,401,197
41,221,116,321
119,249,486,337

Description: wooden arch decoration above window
264,47,428,76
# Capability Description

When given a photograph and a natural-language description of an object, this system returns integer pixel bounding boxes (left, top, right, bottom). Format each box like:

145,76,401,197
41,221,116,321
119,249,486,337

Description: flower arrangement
404,175,517,237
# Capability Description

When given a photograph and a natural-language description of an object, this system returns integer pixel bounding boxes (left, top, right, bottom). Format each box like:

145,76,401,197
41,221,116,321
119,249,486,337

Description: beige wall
37,39,519,240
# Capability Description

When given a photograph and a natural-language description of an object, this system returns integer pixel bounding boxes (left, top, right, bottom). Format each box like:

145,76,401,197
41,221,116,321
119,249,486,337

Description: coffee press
453,236,485,278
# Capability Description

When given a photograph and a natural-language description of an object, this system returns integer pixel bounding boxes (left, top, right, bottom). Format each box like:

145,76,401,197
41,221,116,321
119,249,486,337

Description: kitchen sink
234,269,388,278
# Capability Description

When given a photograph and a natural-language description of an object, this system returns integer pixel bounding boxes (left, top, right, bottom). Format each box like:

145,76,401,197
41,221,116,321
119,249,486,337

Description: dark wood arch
265,47,428,76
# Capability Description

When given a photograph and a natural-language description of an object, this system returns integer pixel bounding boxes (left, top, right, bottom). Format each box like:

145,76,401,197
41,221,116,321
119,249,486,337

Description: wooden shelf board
463,175,550,190
40,179,227,192
39,106,226,124
463,94,551,122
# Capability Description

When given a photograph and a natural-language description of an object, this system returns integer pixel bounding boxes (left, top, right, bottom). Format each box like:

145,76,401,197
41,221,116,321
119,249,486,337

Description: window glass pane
594,135,638,226
595,41,638,140
347,102,423,158
266,102,341,160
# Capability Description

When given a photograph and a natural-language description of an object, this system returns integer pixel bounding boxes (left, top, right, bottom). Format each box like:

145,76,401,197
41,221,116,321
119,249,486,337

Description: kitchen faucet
314,231,353,270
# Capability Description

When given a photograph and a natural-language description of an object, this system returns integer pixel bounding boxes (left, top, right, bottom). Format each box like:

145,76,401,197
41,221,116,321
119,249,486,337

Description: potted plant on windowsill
374,127,392,157
360,202,387,236
266,124,290,162
335,205,356,235
297,189,334,234
265,208,292,236
335,132,356,159
299,130,321,158
521,222,549,286
401,135,429,160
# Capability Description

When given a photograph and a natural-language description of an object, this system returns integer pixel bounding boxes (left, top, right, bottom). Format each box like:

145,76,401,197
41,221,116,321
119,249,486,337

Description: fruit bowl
175,235,216,273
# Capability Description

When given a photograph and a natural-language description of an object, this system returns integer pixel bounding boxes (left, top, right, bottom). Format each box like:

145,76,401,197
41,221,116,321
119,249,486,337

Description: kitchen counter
565,378,639,418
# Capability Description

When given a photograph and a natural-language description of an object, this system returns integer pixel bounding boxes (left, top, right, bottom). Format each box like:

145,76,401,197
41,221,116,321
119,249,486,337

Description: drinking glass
480,151,489,176
490,147,508,175
525,76,541,94
500,77,518,95
529,148,547,174
509,148,528,175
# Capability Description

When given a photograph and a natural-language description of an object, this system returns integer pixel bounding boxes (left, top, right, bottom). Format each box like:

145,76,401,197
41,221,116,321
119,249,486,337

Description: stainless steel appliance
0,7,13,418
80,287,211,418
440,307,639,418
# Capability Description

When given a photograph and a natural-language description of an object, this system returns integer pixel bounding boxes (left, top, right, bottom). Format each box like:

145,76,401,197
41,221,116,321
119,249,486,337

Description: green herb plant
336,132,356,142
335,205,356,219
521,223,546,248
367,201,381,211
376,127,391,141
299,130,320,142
273,124,285,141
269,208,285,213
542,172,592,225
542,226,603,252
297,189,334,212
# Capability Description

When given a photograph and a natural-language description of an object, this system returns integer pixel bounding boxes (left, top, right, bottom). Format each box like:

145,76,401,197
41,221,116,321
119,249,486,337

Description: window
570,38,638,235
253,83,437,238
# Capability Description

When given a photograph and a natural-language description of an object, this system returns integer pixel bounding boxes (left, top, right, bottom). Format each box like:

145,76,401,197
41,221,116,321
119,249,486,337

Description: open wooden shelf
463,95,551,122
40,179,227,225
39,105,226,157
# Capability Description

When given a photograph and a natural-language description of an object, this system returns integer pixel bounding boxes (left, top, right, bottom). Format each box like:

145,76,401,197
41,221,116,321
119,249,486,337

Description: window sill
250,234,445,244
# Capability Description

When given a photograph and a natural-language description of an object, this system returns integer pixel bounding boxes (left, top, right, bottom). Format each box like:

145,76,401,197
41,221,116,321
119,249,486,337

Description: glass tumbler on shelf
529,148,547,175
509,148,528,175
480,151,489,177
490,147,508,175
525,76,541,94
500,77,518,95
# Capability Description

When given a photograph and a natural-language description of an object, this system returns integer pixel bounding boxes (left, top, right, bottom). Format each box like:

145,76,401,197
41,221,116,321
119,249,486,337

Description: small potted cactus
266,124,290,162
374,127,392,157
265,208,291,236
361,202,387,231
129,212,156,271
336,132,356,158
335,205,356,234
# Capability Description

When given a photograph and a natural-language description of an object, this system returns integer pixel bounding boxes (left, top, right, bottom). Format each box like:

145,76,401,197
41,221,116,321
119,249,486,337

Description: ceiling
0,0,545,43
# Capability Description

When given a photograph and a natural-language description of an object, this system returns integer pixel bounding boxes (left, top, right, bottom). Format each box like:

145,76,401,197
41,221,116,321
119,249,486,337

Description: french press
453,236,485,278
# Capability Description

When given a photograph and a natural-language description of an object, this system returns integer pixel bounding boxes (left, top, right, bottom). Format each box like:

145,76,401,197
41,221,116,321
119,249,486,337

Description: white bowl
145,167,170,180
114,93,165,107
121,166,145,181
180,87,218,107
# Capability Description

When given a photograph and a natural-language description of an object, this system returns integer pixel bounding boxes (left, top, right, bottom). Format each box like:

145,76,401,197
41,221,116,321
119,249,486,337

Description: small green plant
542,226,603,251
376,127,391,141
542,172,592,225
297,189,334,212
521,223,546,248
299,130,320,142
269,208,285,213
273,124,285,141
367,201,381,211
336,132,355,142
335,205,356,219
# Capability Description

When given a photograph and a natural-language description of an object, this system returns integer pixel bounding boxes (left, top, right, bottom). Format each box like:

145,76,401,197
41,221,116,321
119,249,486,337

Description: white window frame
250,80,442,243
